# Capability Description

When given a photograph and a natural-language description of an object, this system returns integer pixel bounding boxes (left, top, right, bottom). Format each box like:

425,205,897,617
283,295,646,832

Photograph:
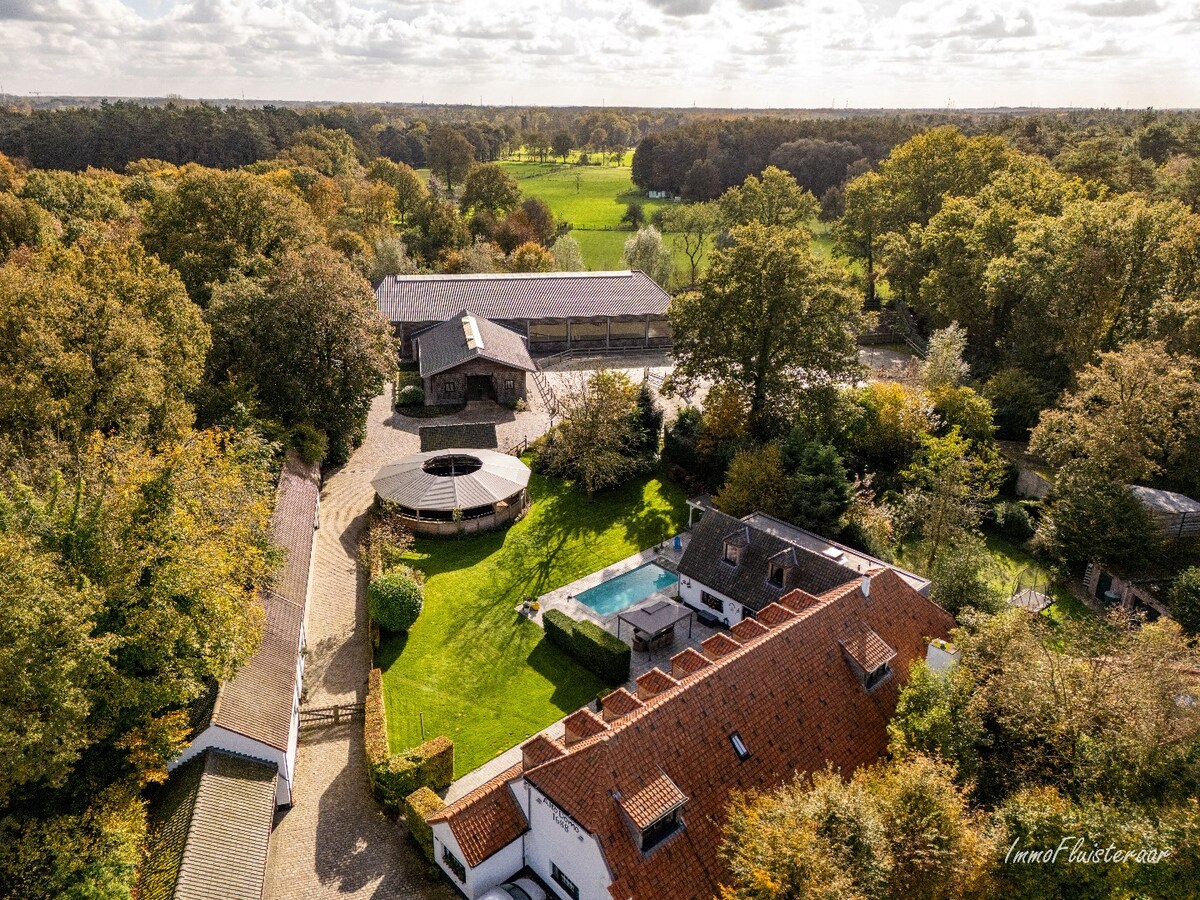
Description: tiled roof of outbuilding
415,311,536,378
376,270,670,323
519,570,955,900
140,750,277,900
211,590,304,751
269,451,320,606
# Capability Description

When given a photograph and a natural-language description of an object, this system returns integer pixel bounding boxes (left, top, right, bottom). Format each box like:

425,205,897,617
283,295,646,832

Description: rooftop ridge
384,270,636,282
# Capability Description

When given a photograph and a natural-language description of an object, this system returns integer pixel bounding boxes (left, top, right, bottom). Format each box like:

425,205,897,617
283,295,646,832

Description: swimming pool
575,563,679,616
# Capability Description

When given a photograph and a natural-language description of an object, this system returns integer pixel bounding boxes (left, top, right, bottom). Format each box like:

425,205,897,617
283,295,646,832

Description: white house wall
677,577,746,627
431,822,523,899
519,783,612,900
168,725,292,804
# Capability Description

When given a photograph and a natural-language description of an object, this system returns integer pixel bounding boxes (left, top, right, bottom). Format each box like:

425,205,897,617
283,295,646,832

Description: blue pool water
575,563,679,616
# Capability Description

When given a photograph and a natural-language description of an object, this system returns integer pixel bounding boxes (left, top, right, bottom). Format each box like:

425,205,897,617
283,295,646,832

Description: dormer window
839,622,897,694
767,561,784,587
863,662,892,691
618,773,688,854
722,541,740,566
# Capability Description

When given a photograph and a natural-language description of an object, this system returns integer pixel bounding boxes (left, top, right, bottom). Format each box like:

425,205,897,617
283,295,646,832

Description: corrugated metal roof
416,311,537,377
140,750,277,900
211,590,303,751
376,271,671,323
371,449,531,511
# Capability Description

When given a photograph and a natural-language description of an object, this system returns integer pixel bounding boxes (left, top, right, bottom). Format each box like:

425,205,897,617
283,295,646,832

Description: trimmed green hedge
371,736,455,812
365,669,454,812
368,568,424,632
543,609,630,684
404,787,444,861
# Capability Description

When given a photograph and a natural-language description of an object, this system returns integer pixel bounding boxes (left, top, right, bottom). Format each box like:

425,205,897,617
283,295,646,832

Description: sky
0,0,1198,108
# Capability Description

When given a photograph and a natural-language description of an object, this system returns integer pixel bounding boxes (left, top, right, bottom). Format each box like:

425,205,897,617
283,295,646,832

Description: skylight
730,732,750,761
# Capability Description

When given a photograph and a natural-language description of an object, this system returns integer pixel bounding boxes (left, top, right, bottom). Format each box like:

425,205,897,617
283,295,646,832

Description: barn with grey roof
414,310,536,405
376,270,673,358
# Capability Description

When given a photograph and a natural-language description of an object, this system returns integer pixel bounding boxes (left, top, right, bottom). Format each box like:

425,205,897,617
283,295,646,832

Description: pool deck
522,531,693,630
447,533,721,803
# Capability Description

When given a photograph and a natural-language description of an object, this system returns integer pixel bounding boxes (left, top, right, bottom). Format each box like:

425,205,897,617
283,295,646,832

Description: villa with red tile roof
425,567,954,900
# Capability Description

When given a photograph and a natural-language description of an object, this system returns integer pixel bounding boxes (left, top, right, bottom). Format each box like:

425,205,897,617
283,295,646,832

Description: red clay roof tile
521,570,954,900
635,668,679,700
757,603,797,626
600,688,644,722
839,621,897,673
700,633,743,660
730,618,771,641
563,708,609,745
426,764,527,867
521,734,566,769
617,773,688,831
669,647,712,678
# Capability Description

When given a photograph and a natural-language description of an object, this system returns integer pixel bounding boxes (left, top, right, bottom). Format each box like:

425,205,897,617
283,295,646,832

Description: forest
2,98,1200,897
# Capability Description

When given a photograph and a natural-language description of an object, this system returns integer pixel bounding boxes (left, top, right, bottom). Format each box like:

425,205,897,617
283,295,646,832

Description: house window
441,846,466,883
722,541,739,566
551,862,580,900
504,378,516,391
641,808,684,852
701,591,724,613
730,731,751,761
444,380,458,396
863,662,892,691
767,561,784,587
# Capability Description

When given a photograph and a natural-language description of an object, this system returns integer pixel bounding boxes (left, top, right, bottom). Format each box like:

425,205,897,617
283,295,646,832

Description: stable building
415,311,536,406
376,271,673,358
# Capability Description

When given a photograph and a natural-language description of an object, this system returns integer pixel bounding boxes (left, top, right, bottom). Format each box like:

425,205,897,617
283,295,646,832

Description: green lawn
376,467,689,776
897,530,1091,625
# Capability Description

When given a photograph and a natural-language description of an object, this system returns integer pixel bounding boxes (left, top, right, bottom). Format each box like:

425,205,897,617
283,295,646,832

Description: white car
478,878,547,900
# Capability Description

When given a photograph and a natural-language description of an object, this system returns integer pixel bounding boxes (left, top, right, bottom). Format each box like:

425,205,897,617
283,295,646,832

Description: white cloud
0,0,1195,107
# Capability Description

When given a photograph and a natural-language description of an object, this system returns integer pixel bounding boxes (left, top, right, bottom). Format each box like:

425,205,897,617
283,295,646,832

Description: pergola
616,600,695,659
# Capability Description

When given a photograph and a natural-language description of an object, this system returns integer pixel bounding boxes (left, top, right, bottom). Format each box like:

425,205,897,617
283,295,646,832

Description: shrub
993,501,1034,542
397,383,425,406
371,736,455,812
290,422,328,464
543,609,630,684
368,569,424,632
404,787,445,861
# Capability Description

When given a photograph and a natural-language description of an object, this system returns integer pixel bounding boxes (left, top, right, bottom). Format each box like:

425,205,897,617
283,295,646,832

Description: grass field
377,466,689,776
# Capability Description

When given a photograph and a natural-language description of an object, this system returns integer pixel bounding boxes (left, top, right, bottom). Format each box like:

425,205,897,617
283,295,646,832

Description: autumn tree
720,756,995,900
671,223,863,438
460,163,521,217
539,370,648,497
0,241,209,460
506,241,554,273
718,165,819,230
366,157,427,225
661,200,719,287
206,246,396,462
141,166,319,305
427,125,475,194
623,225,672,288
550,234,586,271
900,429,1001,568
1030,341,1200,494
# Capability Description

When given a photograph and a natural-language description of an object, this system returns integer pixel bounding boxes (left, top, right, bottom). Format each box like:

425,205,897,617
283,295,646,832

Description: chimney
925,639,960,675
862,574,871,599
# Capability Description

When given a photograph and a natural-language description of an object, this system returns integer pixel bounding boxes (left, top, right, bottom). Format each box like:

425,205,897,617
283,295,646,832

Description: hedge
543,609,631,684
404,787,444,861
368,568,424,632
365,668,454,812
365,668,389,769
371,736,455,812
